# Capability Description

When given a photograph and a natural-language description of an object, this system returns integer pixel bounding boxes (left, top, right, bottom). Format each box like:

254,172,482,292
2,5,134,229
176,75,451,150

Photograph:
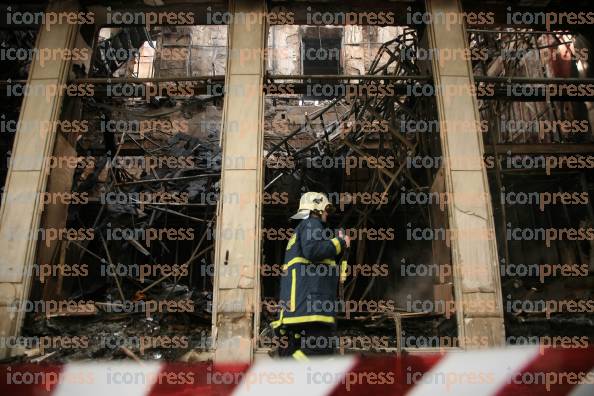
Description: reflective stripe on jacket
272,216,346,328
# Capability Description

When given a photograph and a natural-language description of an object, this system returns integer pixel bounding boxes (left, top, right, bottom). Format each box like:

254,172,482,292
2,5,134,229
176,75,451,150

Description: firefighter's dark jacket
271,216,346,328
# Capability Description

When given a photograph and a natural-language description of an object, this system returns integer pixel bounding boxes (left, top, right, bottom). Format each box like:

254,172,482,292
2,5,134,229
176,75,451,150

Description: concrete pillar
425,0,505,346
212,0,267,362
0,0,80,358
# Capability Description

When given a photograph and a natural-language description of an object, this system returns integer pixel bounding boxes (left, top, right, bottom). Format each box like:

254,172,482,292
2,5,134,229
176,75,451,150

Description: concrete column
0,0,80,358
212,0,267,362
425,0,505,346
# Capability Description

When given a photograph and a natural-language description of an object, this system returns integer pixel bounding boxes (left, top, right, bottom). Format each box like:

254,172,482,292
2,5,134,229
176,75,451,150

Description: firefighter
271,192,350,360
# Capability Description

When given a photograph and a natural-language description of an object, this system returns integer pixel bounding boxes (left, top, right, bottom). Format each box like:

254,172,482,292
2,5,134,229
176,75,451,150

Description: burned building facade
0,0,592,364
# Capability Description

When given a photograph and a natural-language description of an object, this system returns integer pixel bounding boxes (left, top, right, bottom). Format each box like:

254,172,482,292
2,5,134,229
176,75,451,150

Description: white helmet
290,192,333,220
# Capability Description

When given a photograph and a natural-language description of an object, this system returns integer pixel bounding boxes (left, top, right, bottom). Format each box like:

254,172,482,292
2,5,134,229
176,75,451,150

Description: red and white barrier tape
1,347,593,395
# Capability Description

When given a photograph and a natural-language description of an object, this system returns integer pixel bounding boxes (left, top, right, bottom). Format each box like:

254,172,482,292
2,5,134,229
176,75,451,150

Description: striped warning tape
1,347,593,395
